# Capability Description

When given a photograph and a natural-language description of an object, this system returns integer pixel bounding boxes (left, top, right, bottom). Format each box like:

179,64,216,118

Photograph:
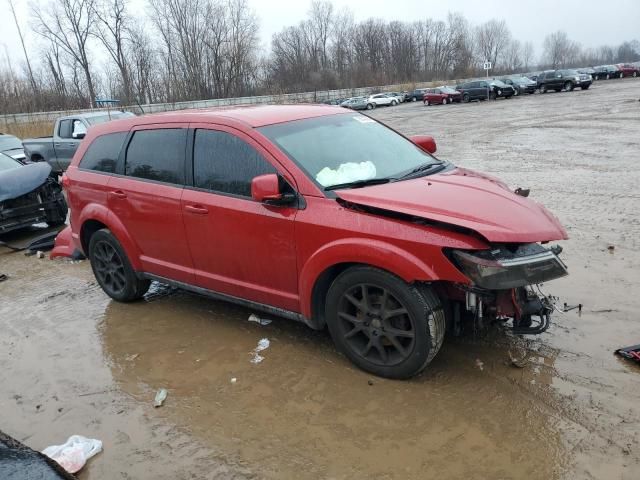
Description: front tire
89,229,150,302
366,103,374,110
391,100,398,106
441,98,447,105
462,93,470,103
325,266,445,379
411,96,417,102
564,81,574,91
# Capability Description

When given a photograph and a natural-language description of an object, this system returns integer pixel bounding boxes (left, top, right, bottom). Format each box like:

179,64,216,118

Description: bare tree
475,19,511,69
522,41,535,70
543,31,581,68
32,0,97,106
504,39,522,72
92,0,132,102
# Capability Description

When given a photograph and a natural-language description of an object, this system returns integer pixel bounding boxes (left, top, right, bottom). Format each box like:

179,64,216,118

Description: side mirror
410,135,437,154
72,132,86,139
251,174,296,206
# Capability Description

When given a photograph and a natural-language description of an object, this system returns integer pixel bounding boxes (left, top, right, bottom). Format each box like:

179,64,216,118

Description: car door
107,124,195,284
181,125,300,312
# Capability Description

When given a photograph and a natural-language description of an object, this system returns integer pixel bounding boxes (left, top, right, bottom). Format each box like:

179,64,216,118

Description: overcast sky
1,0,639,66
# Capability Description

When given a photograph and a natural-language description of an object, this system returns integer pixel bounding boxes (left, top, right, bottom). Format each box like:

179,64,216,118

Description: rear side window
125,129,186,184
193,129,276,197
79,132,127,173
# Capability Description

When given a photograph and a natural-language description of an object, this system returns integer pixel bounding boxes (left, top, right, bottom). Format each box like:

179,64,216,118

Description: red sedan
423,87,463,105
62,105,568,378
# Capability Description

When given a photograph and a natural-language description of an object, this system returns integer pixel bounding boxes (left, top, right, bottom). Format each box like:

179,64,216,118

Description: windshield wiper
395,161,446,181
324,178,392,191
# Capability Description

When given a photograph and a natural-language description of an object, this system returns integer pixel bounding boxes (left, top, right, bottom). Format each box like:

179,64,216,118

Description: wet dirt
1,79,639,479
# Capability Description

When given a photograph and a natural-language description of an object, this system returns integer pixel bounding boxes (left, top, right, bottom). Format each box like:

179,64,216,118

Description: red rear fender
77,203,143,270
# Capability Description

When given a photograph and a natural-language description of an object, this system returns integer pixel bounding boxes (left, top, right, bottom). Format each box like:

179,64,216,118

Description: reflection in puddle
99,289,567,479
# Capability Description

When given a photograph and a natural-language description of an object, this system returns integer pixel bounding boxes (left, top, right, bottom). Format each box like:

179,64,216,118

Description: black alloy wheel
88,229,150,302
92,240,127,297
326,266,445,379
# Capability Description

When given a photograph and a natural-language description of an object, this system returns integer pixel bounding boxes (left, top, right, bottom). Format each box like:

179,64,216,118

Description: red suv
63,105,568,379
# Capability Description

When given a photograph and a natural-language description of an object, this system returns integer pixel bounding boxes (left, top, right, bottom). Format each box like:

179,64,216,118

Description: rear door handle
110,190,127,199
185,204,208,215
69,143,77,147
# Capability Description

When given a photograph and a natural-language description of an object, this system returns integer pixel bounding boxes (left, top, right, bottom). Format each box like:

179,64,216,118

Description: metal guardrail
0,78,472,126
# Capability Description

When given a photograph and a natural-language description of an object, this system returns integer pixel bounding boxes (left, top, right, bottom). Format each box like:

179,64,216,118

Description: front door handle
185,204,208,215
110,190,127,199
69,143,77,147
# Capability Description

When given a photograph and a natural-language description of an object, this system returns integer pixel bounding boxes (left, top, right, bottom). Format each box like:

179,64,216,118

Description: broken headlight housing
450,243,568,290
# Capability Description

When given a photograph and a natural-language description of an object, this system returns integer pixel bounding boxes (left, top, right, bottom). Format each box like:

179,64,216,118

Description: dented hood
335,167,568,243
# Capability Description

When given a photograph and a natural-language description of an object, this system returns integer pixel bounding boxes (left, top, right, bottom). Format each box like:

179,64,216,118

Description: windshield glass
0,135,22,150
491,80,507,87
0,153,21,171
85,112,133,125
260,114,440,188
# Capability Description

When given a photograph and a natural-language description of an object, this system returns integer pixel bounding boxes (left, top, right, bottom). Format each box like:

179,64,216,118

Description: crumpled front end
442,243,568,335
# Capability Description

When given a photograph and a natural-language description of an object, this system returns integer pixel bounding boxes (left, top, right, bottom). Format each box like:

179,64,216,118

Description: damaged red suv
63,105,568,378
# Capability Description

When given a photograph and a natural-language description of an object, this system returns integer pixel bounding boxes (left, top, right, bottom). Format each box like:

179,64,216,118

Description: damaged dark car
0,153,68,235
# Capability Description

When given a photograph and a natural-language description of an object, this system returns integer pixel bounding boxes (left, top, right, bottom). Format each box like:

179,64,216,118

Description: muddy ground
1,79,639,479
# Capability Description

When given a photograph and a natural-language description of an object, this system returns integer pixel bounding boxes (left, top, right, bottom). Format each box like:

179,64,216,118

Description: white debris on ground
153,388,168,407
248,313,272,326
42,435,102,474
250,338,270,364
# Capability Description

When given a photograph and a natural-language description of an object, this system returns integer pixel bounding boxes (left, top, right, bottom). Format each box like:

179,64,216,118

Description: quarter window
125,129,186,184
79,132,127,173
193,130,276,197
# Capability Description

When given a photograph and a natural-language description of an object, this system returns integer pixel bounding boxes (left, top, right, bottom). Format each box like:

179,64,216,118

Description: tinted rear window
79,132,127,173
193,129,276,197
125,129,186,184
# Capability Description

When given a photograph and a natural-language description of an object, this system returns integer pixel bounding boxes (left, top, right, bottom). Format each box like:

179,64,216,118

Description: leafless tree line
1,0,639,115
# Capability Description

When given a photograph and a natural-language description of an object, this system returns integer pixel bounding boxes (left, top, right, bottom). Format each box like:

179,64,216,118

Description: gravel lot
1,78,639,479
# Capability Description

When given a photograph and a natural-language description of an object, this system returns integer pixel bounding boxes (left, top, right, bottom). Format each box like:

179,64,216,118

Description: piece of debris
248,313,272,326
0,273,7,282
367,380,374,386
125,353,139,361
153,388,168,407
250,338,270,364
608,245,615,253
230,377,237,384
615,344,640,365
562,303,583,314
36,251,45,259
508,348,529,368
42,435,102,474
475,359,484,371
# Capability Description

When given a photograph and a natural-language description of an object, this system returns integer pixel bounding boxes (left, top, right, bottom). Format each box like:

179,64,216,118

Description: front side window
125,129,186,184
79,132,127,173
72,120,87,138
260,114,442,189
193,129,276,197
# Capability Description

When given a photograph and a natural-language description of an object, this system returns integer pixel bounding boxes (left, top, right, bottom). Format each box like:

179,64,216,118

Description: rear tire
619,72,623,78
633,71,638,78
325,266,445,379
366,103,374,110
411,96,417,102
391,100,398,106
89,229,150,302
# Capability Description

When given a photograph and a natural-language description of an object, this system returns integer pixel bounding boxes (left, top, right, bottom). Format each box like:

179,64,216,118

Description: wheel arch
300,239,438,326
77,204,142,270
